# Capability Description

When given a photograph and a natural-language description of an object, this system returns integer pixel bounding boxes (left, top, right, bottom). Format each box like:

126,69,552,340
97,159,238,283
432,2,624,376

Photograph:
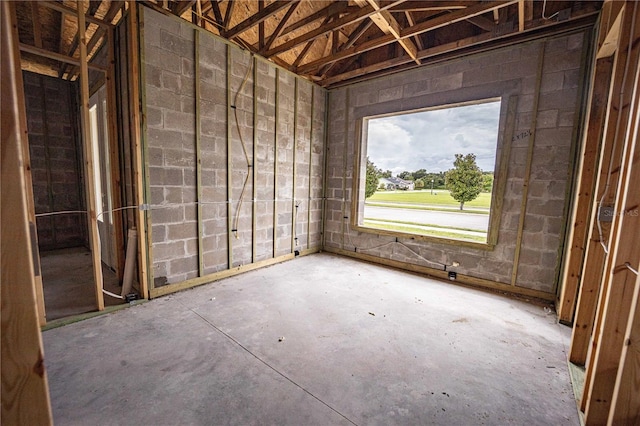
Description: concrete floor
41,247,123,321
43,253,578,425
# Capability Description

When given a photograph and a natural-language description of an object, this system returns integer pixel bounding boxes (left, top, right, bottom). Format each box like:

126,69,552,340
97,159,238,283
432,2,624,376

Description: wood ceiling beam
65,1,124,80
466,15,495,31
223,0,235,31
58,1,102,78
404,11,423,50
263,0,406,58
400,1,518,39
225,0,291,39
172,0,196,16
19,43,108,72
40,1,113,28
321,7,599,88
210,0,223,25
319,19,372,77
356,0,420,64
259,2,300,54
292,15,331,69
390,1,474,12
278,2,350,40
518,0,525,31
31,3,43,48
258,0,264,50
298,1,515,75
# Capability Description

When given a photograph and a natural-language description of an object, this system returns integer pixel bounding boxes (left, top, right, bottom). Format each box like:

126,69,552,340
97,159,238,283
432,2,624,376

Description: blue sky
366,100,501,175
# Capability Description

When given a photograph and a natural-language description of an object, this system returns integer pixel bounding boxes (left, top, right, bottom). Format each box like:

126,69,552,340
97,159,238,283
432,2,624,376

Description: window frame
352,95,516,250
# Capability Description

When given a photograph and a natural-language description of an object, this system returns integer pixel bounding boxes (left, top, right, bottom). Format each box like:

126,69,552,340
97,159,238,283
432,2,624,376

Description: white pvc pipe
121,227,137,297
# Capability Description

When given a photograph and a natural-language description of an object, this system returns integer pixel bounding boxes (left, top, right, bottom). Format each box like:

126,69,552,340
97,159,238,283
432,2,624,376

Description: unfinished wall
23,71,86,251
140,6,326,289
324,30,590,298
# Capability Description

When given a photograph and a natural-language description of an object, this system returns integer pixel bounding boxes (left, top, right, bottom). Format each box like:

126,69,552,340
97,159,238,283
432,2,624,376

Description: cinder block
536,109,559,129
168,256,198,276
147,107,163,127
431,73,463,92
567,33,584,51
152,240,186,261
163,111,195,133
145,45,182,74
540,72,564,93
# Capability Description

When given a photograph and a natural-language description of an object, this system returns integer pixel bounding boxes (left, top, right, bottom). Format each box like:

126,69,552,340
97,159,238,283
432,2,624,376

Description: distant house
379,177,415,191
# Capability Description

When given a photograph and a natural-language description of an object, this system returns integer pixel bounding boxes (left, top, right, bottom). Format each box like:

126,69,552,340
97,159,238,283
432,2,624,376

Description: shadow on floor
41,247,124,321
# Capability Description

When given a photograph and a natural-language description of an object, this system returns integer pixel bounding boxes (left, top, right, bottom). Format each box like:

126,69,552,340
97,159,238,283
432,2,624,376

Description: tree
482,173,494,192
414,178,425,189
365,157,380,198
381,170,392,178
398,171,414,180
413,168,428,181
445,153,483,210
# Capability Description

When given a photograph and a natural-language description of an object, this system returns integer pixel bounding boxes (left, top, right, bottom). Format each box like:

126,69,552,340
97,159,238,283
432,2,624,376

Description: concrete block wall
142,7,326,286
23,71,86,251
324,31,589,295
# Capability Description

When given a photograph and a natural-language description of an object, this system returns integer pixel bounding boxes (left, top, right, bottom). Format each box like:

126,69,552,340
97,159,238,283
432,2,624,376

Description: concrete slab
43,253,578,425
41,248,123,321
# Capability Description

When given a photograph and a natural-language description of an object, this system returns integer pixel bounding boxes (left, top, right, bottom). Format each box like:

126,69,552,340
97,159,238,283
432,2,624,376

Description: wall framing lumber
487,95,517,248
17,79,47,324
320,92,329,248
18,44,108,73
40,0,113,28
554,29,594,299
573,3,637,381
291,78,298,253
558,56,614,325
1,1,53,422
129,2,150,298
307,86,314,250
341,88,350,250
77,0,105,312
325,247,556,302
273,68,279,258
149,249,320,298
596,0,624,59
195,29,204,276
252,55,258,263
226,43,233,268
609,274,640,424
107,27,126,282
583,3,640,422
510,41,545,287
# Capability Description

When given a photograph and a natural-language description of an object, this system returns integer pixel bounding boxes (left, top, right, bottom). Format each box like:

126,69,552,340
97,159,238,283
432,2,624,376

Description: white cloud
367,101,500,174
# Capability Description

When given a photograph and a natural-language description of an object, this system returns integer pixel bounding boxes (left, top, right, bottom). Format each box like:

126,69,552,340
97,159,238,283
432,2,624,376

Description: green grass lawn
367,189,492,209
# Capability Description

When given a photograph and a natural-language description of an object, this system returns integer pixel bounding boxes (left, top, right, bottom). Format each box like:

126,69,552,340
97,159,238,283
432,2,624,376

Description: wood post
226,43,233,267
195,30,204,276
558,57,614,326
273,68,279,258
77,0,105,311
1,1,53,422
582,3,640,422
128,1,150,298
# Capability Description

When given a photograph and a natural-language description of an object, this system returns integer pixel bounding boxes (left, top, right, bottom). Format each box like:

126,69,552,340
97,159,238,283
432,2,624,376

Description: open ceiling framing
18,0,602,87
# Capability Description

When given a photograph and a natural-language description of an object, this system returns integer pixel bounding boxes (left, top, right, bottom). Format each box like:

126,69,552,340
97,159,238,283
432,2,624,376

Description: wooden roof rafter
16,0,602,87
355,0,420,65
